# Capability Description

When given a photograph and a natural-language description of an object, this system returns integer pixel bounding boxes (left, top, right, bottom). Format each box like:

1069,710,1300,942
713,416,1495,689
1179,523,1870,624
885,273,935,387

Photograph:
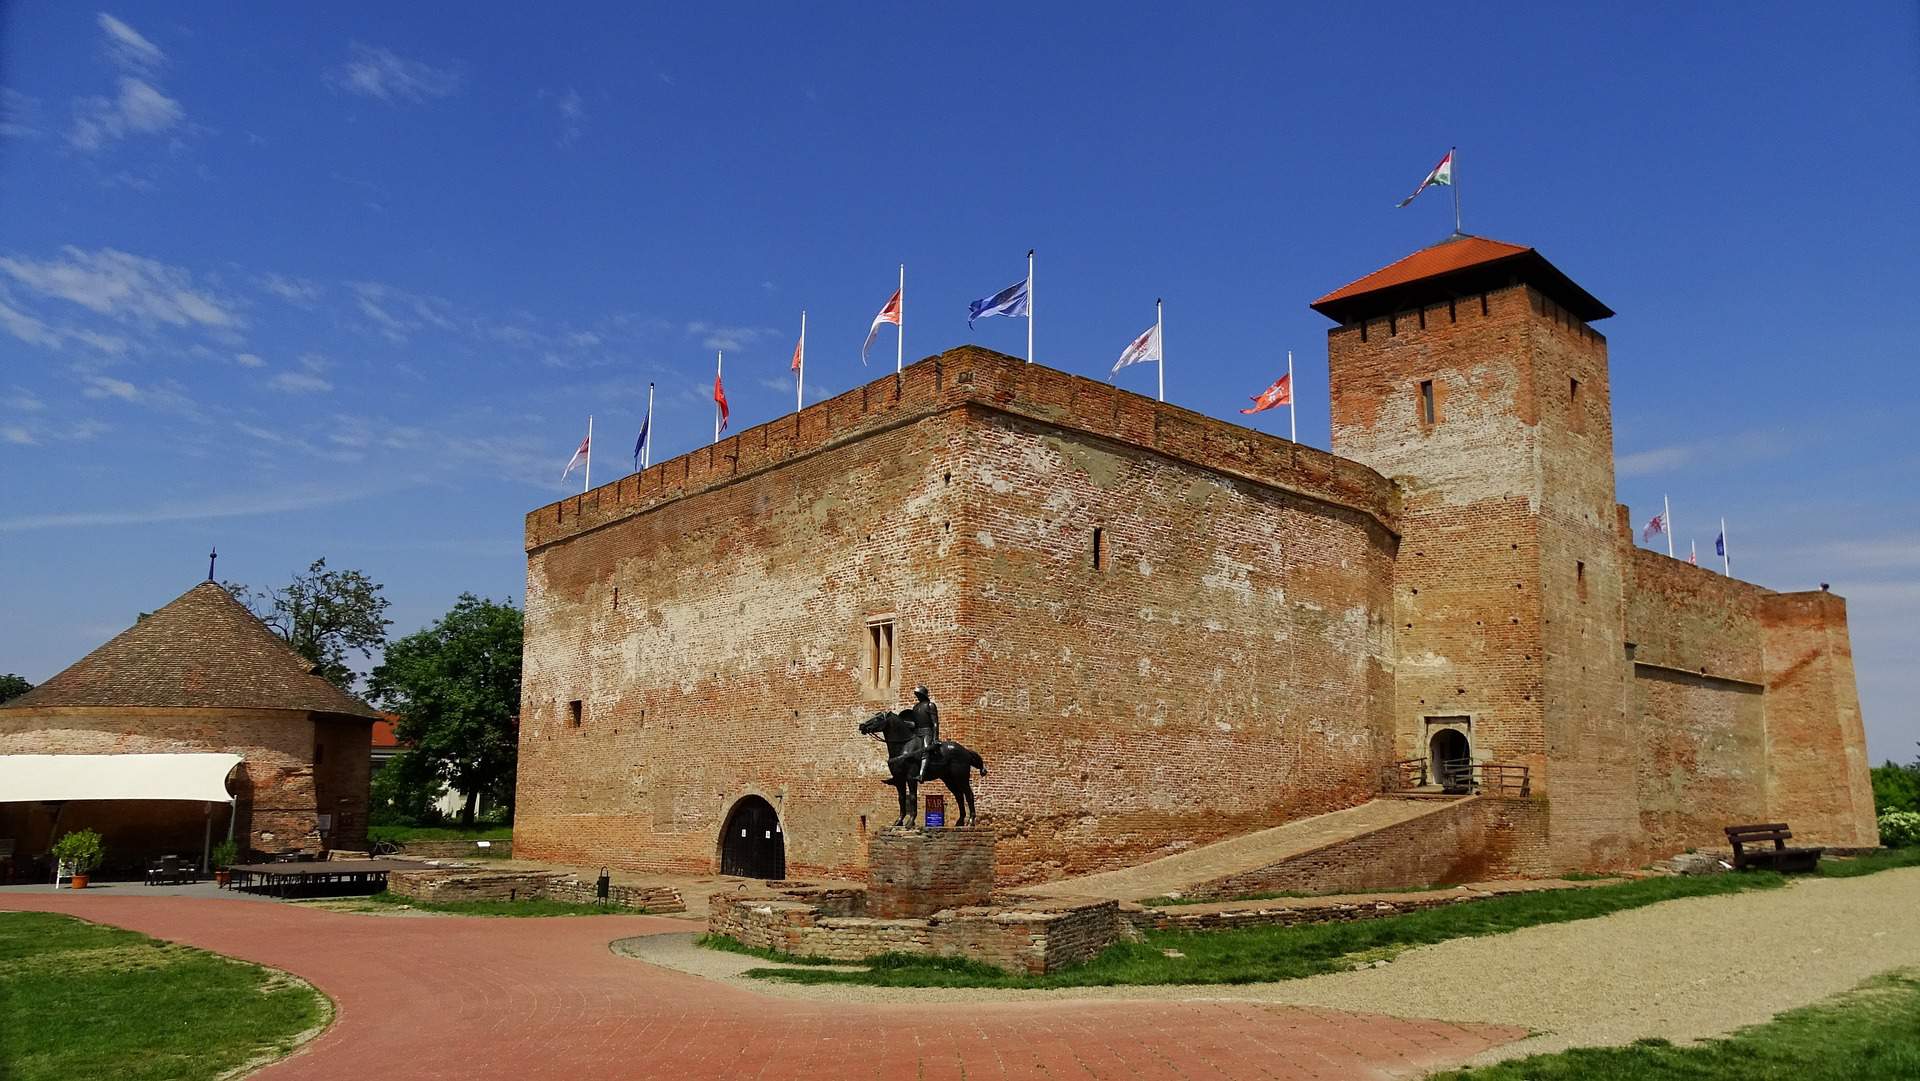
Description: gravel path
625,867,1920,1063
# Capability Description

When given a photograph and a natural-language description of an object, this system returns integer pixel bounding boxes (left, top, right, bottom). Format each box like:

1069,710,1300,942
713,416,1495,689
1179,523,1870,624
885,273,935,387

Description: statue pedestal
866,826,996,918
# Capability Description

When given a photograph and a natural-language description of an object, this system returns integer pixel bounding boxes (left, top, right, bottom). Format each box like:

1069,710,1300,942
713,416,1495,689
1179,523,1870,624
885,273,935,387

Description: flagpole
896,264,904,374
642,382,654,470
1722,516,1732,576
796,310,806,414
583,414,592,494
1451,147,1462,235
1026,249,1035,364
1287,350,1296,442
714,350,723,444
1664,493,1674,557
1155,298,1164,403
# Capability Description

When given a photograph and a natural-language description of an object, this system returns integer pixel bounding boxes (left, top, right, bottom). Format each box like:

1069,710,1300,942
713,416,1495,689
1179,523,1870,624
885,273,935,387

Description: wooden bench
145,855,200,886
1724,823,1823,872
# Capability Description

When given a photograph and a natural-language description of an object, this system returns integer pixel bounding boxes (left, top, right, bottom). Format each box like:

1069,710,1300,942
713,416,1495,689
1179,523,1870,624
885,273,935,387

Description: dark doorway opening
1429,728,1472,793
719,795,785,879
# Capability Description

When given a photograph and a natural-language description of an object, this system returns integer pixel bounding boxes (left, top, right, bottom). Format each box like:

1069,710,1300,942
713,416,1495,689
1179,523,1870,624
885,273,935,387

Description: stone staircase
1017,794,1473,902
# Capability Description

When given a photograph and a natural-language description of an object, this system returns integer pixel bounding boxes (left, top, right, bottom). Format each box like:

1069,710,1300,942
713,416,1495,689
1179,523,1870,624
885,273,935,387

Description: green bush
210,839,240,869
1879,811,1920,848
1872,761,1920,816
51,829,104,874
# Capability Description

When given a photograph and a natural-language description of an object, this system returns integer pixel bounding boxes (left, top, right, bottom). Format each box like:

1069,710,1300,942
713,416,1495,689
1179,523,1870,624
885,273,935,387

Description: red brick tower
1314,236,1640,868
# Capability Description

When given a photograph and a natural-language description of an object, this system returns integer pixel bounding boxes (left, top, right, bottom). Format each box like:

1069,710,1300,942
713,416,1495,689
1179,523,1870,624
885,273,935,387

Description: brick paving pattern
0,893,1521,1080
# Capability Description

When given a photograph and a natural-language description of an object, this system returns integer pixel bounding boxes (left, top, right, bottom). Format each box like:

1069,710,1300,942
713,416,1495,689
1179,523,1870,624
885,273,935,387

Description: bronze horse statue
859,709,986,828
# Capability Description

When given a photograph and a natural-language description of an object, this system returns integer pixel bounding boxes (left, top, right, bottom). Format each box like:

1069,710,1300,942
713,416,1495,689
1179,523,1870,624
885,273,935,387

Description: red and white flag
1240,373,1293,414
862,287,901,365
561,432,590,481
1642,512,1666,542
1688,540,1698,566
790,330,804,373
714,372,730,433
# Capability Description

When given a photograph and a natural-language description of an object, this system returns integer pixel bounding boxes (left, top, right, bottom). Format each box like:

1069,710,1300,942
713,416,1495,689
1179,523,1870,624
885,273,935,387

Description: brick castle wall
1759,591,1878,846
516,348,1401,884
0,706,369,864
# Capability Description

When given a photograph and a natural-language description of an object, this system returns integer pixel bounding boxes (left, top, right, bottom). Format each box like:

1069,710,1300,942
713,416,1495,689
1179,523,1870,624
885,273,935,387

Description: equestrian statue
859,685,986,828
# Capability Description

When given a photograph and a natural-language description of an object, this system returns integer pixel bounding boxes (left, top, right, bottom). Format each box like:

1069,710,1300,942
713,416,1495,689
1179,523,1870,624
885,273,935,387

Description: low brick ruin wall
709,883,1127,975
867,826,996,917
393,839,512,859
1184,796,1553,900
389,867,683,913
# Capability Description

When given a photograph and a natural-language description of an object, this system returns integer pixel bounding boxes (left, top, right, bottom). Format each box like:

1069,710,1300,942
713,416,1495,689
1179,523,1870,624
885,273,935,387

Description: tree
1872,747,1920,817
367,594,522,827
226,558,391,692
0,673,32,703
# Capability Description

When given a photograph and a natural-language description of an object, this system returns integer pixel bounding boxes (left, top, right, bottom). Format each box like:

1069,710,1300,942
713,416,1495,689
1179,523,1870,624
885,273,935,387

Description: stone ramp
1017,796,1466,902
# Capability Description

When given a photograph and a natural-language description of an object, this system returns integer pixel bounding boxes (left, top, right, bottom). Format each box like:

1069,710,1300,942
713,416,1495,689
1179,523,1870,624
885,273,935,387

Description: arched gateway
718,795,785,879
1429,728,1472,793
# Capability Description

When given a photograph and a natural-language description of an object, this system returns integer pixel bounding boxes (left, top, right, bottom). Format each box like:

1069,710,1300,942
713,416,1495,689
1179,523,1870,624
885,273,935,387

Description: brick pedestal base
866,826,996,918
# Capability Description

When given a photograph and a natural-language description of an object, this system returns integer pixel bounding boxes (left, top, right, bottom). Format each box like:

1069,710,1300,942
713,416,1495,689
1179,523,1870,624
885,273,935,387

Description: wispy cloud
79,372,197,414
0,483,379,532
0,247,242,331
329,44,463,104
68,14,184,152
1616,445,1692,478
234,352,265,368
686,321,778,352
257,272,323,306
539,87,586,146
97,13,164,72
0,89,40,139
81,374,138,401
268,371,332,394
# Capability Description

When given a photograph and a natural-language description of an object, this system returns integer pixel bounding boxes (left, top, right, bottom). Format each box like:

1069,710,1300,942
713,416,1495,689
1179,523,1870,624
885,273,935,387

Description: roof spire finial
207,546,218,582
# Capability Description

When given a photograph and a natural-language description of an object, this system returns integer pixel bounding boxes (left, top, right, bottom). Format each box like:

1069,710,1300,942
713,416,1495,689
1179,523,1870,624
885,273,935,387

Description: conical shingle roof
4,581,378,718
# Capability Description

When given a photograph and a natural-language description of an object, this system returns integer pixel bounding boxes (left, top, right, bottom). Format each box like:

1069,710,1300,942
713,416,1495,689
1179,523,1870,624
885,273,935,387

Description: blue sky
1,5,1915,761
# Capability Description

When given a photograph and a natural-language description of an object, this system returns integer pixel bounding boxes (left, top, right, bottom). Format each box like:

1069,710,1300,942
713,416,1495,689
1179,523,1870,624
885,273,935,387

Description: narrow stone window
1448,298,1457,322
568,699,583,728
1480,293,1490,316
1577,560,1588,600
1419,380,1436,426
1092,527,1105,571
1569,378,1585,433
867,618,896,689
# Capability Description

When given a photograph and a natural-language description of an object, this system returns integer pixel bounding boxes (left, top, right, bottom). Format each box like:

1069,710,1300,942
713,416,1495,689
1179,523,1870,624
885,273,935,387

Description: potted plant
51,830,104,889
211,839,240,887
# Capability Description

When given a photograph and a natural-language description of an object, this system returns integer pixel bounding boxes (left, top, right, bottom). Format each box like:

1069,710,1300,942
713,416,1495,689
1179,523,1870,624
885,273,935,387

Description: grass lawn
366,823,512,844
1430,968,1920,1080
349,891,638,917
0,911,328,1081
731,871,1786,988
1815,847,1920,878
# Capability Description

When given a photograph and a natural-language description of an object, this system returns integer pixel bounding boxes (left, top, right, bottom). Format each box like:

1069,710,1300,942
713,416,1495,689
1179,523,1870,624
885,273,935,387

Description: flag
1396,148,1455,208
714,372,730,432
861,288,901,365
968,276,1029,328
1715,531,1726,557
790,330,804,373
561,433,590,482
631,407,650,470
1240,373,1293,414
1642,512,1666,543
1688,541,1697,566
1111,322,1162,377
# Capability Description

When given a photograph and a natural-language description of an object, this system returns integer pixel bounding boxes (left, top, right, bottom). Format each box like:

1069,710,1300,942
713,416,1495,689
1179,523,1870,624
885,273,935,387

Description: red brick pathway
1,894,1521,1080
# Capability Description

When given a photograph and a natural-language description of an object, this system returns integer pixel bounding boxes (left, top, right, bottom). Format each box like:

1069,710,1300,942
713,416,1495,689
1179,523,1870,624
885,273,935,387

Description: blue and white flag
632,384,653,470
1714,531,1725,557
968,276,1030,328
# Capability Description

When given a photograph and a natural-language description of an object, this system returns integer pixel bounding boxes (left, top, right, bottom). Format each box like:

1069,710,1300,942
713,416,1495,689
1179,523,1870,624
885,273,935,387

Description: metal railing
1383,758,1530,797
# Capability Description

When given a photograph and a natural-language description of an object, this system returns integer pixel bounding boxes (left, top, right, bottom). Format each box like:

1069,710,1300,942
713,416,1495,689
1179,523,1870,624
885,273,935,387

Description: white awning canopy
0,753,241,803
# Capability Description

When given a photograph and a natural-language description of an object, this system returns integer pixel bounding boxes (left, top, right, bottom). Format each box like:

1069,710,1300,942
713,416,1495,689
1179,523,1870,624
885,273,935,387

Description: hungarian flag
1240,373,1293,414
714,372,730,432
1642,512,1666,542
1688,541,1698,566
1396,148,1455,208
862,288,901,365
561,432,590,481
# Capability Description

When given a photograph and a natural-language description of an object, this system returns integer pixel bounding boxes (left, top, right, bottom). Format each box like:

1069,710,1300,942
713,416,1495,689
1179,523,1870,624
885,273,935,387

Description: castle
511,235,1877,889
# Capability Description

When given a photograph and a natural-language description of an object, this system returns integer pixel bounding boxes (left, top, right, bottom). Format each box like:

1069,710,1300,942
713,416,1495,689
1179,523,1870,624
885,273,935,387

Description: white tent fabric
0,753,241,803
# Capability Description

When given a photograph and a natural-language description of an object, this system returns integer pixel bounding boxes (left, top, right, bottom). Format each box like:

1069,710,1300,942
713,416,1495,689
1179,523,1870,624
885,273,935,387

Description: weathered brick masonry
518,234,1877,888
